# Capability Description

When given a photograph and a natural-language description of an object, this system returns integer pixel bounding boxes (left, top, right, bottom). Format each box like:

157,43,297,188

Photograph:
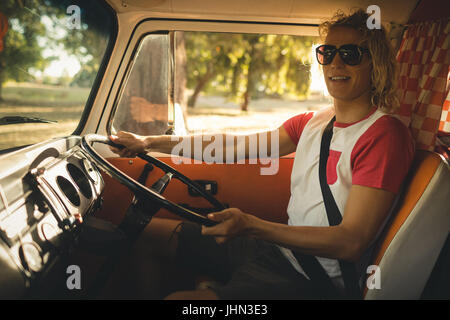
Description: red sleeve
282,112,314,145
351,116,415,194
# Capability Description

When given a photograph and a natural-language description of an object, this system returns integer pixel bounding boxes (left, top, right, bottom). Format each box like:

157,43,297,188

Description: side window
111,33,172,136
111,30,327,138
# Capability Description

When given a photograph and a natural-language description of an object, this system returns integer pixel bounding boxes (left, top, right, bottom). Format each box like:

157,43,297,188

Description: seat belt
291,251,341,299
317,116,361,299
292,116,361,299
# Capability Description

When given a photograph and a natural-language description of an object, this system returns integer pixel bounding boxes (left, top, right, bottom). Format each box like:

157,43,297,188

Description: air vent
67,163,92,199
56,176,80,207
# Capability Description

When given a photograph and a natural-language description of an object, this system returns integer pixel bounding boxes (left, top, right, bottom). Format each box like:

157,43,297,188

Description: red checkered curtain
395,19,450,151
436,72,450,158
438,68,450,132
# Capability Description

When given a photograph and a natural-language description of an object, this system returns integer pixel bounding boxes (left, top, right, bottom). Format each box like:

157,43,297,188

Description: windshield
0,0,114,151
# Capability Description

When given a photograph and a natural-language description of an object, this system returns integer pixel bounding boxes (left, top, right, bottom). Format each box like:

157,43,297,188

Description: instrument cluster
0,142,104,297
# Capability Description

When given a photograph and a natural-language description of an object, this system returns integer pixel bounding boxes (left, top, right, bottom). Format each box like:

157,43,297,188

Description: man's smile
329,76,351,81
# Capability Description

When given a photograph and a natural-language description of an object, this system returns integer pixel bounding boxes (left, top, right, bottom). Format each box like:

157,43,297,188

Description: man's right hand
109,131,150,158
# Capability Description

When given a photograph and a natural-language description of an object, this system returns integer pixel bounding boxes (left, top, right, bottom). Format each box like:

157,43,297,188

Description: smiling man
110,9,414,300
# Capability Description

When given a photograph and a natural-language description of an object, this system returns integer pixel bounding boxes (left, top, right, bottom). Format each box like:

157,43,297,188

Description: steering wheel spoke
150,172,173,194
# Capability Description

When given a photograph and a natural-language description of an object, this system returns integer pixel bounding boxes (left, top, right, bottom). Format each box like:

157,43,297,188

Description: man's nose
330,52,346,67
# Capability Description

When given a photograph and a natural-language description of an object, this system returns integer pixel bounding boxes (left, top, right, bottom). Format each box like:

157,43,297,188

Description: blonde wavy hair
319,9,399,112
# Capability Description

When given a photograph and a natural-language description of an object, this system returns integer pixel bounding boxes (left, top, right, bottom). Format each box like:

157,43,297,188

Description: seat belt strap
318,116,361,299
292,116,361,299
291,250,341,298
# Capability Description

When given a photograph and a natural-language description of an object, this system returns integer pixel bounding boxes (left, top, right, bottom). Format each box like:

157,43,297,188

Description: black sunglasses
316,44,370,66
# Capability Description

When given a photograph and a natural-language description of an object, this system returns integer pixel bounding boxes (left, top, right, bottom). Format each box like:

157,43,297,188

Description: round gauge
19,242,43,273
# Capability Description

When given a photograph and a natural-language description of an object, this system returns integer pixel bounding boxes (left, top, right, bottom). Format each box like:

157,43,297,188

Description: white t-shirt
280,105,414,279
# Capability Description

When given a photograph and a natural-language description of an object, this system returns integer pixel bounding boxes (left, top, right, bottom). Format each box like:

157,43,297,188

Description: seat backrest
364,150,450,299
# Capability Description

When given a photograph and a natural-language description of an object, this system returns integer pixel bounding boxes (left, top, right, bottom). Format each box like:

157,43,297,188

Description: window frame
108,31,174,136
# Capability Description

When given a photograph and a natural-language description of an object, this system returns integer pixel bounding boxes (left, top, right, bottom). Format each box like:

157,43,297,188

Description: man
109,9,414,299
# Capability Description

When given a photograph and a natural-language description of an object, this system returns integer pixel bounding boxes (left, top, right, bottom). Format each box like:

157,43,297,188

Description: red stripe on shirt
351,115,415,193
282,112,314,145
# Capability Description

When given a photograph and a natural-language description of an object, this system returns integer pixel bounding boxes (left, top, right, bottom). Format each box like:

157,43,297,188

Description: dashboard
0,136,104,298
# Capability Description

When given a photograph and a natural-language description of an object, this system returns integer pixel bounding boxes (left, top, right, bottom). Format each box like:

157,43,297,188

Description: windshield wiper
0,116,57,125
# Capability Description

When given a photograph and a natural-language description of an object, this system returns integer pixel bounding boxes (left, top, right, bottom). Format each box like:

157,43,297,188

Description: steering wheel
81,134,225,227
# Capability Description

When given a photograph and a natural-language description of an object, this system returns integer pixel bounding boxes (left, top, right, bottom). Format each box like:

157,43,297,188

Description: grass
0,83,88,150
1,83,90,107
186,94,331,134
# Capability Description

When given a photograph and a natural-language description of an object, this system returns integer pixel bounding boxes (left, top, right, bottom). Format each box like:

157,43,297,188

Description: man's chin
327,90,370,104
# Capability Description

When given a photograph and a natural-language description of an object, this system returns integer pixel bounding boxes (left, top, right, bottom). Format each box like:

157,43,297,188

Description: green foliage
0,0,113,98
70,64,96,88
0,0,48,86
184,31,317,108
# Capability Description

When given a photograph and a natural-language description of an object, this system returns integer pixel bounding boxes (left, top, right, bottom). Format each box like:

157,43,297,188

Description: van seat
364,150,450,299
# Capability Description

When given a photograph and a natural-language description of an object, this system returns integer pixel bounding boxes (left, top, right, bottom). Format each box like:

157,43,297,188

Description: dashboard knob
74,213,83,224
60,214,83,230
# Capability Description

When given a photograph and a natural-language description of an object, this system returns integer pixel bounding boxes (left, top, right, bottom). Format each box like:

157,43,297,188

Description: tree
184,32,316,111
185,32,234,108
0,0,114,99
240,34,263,111
0,0,47,100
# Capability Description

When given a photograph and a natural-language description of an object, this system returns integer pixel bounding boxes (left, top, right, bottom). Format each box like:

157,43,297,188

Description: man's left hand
201,208,255,244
